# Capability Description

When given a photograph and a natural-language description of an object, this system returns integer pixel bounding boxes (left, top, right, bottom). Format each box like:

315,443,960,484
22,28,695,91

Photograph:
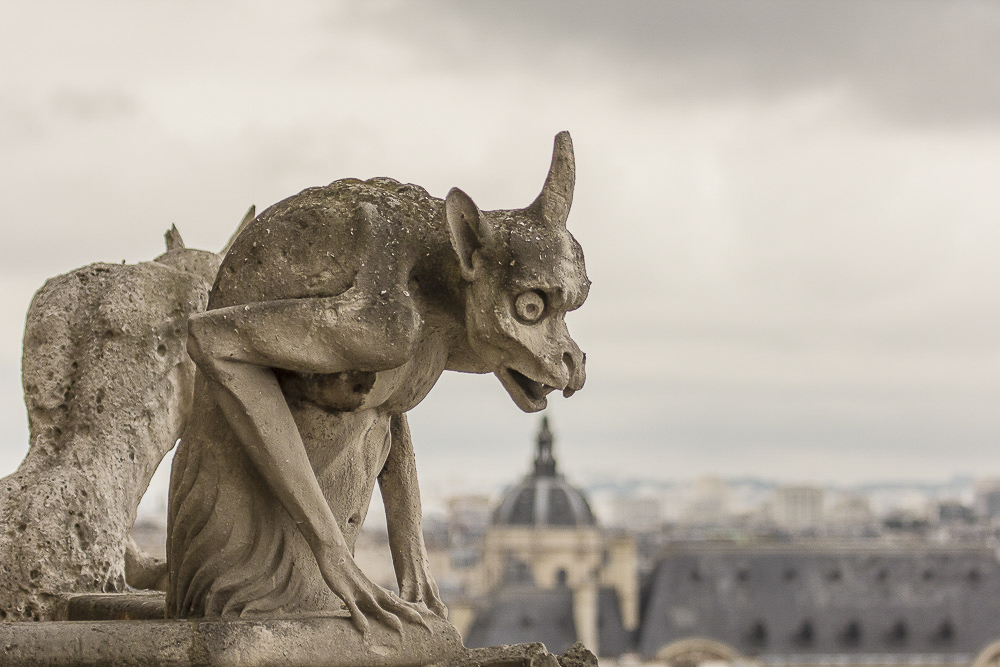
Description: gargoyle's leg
379,414,447,618
185,292,424,634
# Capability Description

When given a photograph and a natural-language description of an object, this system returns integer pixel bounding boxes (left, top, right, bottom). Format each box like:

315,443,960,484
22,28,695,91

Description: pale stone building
772,485,825,532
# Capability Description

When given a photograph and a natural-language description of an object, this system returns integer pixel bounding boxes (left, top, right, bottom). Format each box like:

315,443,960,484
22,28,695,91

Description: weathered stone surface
0,610,595,667
445,641,597,667
64,591,167,622
167,131,590,645
0,238,220,621
0,613,465,666
552,642,598,667
24,592,596,665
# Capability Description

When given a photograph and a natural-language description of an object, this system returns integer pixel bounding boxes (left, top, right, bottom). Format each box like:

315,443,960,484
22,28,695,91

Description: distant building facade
975,479,1000,520
772,486,825,532
637,543,1000,662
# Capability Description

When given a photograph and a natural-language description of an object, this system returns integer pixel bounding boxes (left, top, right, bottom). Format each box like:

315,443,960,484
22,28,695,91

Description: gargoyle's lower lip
507,368,556,402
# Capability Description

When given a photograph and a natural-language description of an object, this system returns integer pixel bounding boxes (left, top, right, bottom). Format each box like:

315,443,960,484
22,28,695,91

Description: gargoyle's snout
560,344,586,398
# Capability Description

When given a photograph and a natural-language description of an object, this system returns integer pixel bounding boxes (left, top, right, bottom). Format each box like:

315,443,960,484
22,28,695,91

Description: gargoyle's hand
316,544,428,635
399,565,448,620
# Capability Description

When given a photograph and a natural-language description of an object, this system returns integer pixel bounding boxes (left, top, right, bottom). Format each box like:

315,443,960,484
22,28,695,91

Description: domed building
466,417,637,657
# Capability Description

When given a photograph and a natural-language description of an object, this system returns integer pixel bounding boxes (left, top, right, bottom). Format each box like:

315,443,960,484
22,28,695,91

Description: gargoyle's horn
531,130,575,226
221,205,256,256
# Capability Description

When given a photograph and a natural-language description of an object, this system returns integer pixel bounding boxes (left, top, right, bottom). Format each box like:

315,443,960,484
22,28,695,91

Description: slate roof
597,586,630,658
463,584,578,654
636,544,1000,659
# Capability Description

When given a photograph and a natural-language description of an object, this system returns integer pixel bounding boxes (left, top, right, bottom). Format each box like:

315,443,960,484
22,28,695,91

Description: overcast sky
1,1,999,509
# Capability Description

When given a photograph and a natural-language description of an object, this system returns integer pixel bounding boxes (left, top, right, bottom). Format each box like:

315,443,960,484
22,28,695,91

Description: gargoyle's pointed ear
530,131,575,227
164,224,185,251
446,187,487,281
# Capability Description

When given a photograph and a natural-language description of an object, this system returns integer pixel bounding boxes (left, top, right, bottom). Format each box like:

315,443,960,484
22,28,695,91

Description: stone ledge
0,615,597,666
0,613,464,667
62,591,167,621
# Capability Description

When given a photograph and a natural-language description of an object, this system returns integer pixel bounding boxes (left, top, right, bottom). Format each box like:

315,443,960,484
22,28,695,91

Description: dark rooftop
636,544,1000,659
463,584,578,654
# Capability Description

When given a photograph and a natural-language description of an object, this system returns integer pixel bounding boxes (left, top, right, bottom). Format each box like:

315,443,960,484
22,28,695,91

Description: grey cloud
347,0,1000,126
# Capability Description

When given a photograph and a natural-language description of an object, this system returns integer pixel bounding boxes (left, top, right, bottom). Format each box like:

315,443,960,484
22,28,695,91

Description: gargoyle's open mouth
509,368,555,402
498,368,558,412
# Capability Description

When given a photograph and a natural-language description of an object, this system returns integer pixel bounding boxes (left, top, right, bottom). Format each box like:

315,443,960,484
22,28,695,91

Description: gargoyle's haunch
166,132,590,633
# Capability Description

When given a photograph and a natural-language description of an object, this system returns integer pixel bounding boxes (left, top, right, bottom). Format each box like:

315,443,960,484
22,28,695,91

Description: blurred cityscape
132,418,1000,666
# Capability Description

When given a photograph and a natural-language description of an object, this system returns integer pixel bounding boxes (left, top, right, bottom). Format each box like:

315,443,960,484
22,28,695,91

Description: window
793,621,815,647
747,621,768,648
841,621,861,648
887,620,908,645
933,620,954,645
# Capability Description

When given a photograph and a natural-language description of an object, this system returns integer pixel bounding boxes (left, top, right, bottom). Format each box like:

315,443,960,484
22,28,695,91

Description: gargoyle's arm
186,290,424,634
379,414,447,618
188,288,421,373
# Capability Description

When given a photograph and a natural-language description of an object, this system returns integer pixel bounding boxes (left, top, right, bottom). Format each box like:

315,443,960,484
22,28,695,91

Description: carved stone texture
448,641,598,667
0,612,465,666
0,609,594,666
0,235,219,621
167,132,590,638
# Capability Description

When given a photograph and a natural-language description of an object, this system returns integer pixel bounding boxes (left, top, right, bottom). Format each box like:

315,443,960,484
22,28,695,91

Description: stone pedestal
0,593,597,666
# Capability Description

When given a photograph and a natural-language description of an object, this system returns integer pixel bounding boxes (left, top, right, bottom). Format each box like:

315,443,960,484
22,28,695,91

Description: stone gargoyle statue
166,131,590,634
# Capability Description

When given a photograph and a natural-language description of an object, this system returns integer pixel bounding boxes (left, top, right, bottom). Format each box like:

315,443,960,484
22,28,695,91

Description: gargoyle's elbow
185,311,219,368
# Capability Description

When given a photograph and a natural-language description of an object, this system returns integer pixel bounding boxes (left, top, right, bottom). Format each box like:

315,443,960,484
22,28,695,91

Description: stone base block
1,593,597,666
0,613,464,666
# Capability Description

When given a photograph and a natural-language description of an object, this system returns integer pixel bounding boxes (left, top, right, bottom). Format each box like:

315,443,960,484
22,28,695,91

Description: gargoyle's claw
407,607,432,633
381,591,426,634
345,598,371,636
428,598,449,620
400,574,447,623
376,608,403,636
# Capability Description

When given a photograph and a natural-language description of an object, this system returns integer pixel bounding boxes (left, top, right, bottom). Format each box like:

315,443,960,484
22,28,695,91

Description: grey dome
492,417,596,528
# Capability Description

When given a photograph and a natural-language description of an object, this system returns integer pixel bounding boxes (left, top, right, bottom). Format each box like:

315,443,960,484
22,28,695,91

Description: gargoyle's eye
514,290,546,324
